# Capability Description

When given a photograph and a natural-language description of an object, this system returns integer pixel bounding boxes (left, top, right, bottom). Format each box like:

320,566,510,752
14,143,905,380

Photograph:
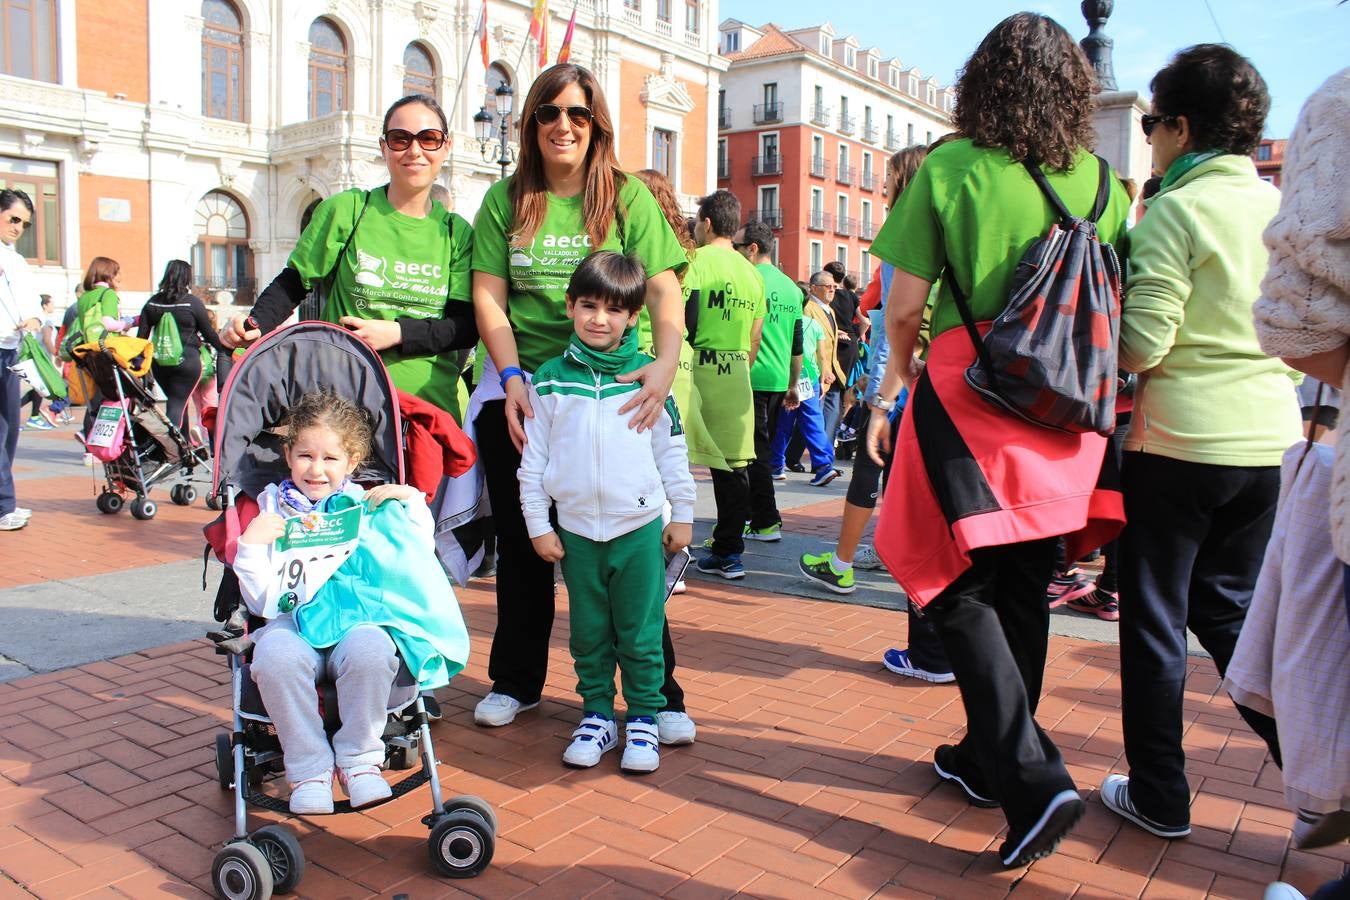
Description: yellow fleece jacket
1120,154,1301,466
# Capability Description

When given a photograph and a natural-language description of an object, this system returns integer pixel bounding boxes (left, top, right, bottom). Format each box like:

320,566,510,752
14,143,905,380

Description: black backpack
950,155,1123,435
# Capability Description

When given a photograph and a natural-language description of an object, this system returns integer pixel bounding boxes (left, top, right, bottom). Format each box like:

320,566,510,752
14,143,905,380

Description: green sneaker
743,522,782,542
799,552,855,594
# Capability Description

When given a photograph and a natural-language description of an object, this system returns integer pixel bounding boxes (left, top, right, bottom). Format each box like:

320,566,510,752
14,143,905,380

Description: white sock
829,552,853,575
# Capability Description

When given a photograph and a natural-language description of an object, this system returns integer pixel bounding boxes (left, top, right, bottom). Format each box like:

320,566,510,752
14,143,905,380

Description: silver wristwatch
869,396,897,413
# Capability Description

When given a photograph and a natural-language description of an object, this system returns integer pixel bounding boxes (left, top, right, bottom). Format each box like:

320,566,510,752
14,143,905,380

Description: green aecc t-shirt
750,263,803,392
683,244,766,353
288,186,473,419
471,174,689,372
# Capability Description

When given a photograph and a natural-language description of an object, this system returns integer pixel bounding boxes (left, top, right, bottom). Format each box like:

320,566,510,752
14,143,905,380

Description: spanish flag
557,4,577,64
478,0,489,68
528,0,549,66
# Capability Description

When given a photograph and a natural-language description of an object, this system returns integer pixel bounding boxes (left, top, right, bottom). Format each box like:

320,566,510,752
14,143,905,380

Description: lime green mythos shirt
471,174,689,372
683,244,766,353
749,262,803,392
287,186,474,419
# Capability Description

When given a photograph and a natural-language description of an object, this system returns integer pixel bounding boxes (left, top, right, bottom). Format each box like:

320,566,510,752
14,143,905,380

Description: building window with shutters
685,0,699,34
402,42,436,99
201,0,245,121
0,157,60,265
308,17,348,118
0,0,57,82
652,128,674,179
192,191,254,305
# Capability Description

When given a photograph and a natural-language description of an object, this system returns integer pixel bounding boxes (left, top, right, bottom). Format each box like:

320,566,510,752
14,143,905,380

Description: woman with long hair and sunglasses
136,259,224,430
221,94,476,422
865,14,1132,866
0,188,42,530
469,64,692,740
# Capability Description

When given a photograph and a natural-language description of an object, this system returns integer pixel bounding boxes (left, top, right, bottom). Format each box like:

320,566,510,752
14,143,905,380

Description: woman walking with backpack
864,13,1131,867
137,260,224,430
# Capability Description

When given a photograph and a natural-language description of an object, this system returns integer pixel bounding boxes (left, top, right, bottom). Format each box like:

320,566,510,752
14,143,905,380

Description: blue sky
721,0,1348,137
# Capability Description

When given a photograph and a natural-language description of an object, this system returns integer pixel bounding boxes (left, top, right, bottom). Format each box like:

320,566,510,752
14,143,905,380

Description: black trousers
476,400,685,710
747,390,785,530
152,355,202,431
924,538,1075,834
1118,451,1282,827
709,465,750,558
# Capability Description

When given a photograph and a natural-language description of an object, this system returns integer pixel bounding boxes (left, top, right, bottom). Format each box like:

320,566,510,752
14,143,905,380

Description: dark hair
740,221,775,258
822,260,846,283
81,256,121,292
1150,44,1268,157
0,188,33,216
382,93,449,134
1141,176,1163,202
696,190,741,240
566,250,647,315
634,169,695,257
953,13,1097,170
39,294,52,307
152,259,192,302
285,389,373,467
511,64,623,249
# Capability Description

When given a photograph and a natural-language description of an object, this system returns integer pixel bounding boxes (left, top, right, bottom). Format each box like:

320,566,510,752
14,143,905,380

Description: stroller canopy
213,322,404,498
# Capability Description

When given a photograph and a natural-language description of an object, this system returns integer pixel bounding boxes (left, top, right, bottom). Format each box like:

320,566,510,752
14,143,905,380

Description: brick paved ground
3,567,1347,898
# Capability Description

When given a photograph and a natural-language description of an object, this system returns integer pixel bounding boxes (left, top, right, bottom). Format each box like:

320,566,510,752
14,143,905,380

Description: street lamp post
473,82,516,181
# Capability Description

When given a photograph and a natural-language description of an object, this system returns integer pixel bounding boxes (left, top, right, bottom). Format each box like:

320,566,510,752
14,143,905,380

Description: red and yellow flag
528,0,549,66
557,4,577,64
478,0,490,68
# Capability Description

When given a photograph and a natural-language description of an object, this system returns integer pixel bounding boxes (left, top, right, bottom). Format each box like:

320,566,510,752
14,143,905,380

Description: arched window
308,17,347,117
1,0,58,82
402,42,436,99
191,191,254,304
201,0,245,121
484,62,512,141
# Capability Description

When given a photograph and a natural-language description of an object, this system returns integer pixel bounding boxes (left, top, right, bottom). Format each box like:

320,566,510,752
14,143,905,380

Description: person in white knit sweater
1253,67,1350,558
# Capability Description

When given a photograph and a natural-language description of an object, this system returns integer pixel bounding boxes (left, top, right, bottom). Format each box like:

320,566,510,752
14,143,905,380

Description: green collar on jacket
1147,152,1261,208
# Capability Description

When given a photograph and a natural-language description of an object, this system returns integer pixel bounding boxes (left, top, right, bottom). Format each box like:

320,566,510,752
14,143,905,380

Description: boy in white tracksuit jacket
518,251,696,774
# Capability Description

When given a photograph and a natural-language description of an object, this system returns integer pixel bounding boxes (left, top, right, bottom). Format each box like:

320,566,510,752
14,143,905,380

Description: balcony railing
753,102,783,124
860,171,877,192
809,156,829,178
838,113,856,135
809,104,832,127
807,210,831,232
835,216,857,237
884,130,902,152
195,275,258,307
752,155,782,176
860,221,877,240
718,107,731,129
749,208,783,229
717,157,729,180
836,164,856,186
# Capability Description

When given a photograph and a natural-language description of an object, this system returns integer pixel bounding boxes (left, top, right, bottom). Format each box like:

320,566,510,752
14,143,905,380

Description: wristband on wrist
499,366,525,389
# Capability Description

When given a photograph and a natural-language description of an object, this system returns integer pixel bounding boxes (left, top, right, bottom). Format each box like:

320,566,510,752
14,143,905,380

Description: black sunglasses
383,128,447,151
7,215,30,230
535,104,593,127
1140,114,1177,137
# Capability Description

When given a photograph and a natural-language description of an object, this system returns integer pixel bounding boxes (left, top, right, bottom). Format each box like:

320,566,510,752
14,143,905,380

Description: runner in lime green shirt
222,95,477,422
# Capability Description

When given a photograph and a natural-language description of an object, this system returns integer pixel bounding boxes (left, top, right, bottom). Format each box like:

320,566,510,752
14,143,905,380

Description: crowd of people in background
1,13,1346,894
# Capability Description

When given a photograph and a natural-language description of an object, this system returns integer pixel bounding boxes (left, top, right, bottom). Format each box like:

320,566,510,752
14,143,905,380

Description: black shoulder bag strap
947,270,1000,391
1021,155,1111,226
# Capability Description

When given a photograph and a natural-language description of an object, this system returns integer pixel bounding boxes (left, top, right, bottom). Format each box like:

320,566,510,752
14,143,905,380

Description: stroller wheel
180,485,198,505
428,809,494,878
206,493,223,511
211,841,273,900
443,796,499,834
250,825,305,895
170,484,197,506
130,497,157,520
215,733,234,790
96,491,123,515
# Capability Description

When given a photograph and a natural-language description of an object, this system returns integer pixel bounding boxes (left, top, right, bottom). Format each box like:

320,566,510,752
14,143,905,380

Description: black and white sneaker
1000,789,1086,868
1099,774,1191,838
933,744,999,808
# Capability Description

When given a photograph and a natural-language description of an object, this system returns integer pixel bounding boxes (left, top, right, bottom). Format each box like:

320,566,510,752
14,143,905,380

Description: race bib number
263,505,363,618
86,404,125,448
795,378,815,401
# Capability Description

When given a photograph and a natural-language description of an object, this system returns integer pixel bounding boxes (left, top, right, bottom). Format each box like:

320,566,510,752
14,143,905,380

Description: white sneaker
671,579,687,595
473,691,539,727
82,452,95,467
0,512,26,531
854,544,885,570
339,764,392,808
288,771,334,815
656,710,697,745
562,712,618,768
12,507,31,520
622,716,660,773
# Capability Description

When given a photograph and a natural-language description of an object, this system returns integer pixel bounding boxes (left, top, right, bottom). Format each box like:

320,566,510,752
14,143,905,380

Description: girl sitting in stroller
233,388,468,815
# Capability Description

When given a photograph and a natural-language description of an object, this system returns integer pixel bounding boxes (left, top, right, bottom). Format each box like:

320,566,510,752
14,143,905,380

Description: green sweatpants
558,517,666,718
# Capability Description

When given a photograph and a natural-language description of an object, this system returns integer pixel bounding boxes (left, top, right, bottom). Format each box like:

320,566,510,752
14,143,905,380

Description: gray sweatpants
250,619,397,783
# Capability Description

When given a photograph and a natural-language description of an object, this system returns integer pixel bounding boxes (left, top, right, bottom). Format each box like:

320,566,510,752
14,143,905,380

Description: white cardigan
1253,67,1350,560
0,242,42,350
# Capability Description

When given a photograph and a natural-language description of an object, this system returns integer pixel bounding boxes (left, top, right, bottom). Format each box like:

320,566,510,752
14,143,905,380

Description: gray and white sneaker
473,691,539,727
1099,774,1190,838
0,512,27,531
854,544,885,570
656,710,697,745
